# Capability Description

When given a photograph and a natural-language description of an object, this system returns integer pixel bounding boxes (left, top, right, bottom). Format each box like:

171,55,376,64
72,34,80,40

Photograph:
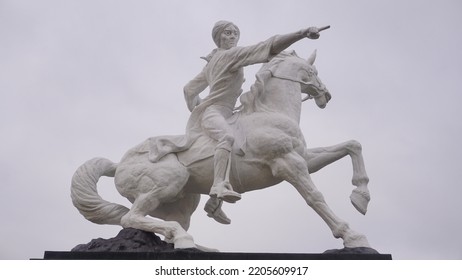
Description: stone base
71,227,173,252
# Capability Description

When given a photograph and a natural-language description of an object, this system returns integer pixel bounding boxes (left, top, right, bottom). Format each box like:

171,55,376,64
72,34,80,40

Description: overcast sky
1,0,461,260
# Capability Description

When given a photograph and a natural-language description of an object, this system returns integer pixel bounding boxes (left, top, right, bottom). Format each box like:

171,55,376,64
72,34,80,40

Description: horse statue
71,50,372,250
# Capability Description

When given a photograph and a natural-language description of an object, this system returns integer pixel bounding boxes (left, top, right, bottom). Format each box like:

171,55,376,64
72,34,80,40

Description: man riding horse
151,21,323,224
71,21,374,250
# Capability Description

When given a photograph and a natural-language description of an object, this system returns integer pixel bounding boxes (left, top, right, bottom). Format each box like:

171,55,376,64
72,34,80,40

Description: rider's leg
209,146,241,203
202,105,241,203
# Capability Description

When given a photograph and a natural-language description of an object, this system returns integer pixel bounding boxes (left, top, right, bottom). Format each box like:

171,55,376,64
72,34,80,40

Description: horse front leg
303,140,370,214
271,151,371,248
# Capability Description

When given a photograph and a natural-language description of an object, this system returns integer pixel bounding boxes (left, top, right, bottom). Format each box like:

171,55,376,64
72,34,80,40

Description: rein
269,70,317,102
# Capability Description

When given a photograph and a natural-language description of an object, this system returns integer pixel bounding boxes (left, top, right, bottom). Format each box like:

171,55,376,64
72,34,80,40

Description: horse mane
239,51,296,114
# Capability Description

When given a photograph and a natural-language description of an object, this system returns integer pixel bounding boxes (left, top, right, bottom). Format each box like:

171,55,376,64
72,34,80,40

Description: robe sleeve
227,36,277,72
184,68,208,112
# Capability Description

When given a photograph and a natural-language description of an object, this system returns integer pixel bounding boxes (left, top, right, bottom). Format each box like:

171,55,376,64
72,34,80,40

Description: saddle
138,113,247,167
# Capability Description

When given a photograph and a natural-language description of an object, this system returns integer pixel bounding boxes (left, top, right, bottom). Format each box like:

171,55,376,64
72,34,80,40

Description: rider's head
212,20,240,50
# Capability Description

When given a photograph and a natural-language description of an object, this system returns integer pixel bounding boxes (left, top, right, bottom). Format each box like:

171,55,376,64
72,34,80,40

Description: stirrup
210,185,241,203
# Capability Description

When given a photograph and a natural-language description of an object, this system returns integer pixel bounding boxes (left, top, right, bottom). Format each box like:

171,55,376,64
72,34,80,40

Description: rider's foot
204,198,231,224
209,181,241,203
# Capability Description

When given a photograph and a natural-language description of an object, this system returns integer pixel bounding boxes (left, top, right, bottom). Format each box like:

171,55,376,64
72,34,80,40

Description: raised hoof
350,187,370,215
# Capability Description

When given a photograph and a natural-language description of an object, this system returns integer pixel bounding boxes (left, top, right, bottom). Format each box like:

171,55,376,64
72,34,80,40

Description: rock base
323,247,380,254
71,228,174,252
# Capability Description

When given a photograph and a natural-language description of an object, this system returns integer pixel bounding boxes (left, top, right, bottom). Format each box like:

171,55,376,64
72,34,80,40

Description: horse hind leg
152,194,219,252
304,140,370,214
153,193,201,232
118,162,195,249
272,151,370,248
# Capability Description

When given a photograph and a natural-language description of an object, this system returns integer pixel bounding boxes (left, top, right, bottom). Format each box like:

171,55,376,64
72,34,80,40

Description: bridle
269,70,323,102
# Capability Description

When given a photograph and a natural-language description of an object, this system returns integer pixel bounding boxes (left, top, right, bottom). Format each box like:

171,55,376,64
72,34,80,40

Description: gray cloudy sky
1,0,461,260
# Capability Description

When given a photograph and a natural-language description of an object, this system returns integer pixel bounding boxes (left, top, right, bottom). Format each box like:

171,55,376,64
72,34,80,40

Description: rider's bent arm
270,27,320,56
184,70,208,112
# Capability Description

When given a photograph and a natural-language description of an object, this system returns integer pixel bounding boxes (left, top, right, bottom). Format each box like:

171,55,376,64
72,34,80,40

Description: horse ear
307,49,317,65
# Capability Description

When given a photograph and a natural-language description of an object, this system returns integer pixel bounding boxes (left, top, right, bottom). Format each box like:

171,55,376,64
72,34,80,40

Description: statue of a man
183,21,322,223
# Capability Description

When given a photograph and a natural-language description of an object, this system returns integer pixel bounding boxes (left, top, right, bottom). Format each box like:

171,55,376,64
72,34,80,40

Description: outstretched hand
304,25,330,39
305,27,320,39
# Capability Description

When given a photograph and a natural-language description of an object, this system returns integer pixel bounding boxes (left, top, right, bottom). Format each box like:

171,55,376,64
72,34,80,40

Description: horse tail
71,157,129,225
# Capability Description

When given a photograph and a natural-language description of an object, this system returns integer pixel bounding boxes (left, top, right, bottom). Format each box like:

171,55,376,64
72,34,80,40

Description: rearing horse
71,51,372,250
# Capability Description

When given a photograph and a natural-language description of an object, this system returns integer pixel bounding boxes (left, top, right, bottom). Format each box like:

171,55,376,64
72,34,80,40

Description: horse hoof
343,231,371,248
195,244,220,252
173,234,196,249
350,187,370,215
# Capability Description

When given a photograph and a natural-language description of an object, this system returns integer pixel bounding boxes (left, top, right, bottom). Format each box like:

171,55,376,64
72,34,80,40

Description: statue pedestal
45,229,391,260
43,250,392,260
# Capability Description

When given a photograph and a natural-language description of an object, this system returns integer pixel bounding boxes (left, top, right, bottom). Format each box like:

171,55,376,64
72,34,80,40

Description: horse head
270,50,331,109
239,50,331,117
301,50,331,108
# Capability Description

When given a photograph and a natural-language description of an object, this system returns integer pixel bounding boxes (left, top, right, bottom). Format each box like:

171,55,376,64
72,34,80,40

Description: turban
212,20,240,47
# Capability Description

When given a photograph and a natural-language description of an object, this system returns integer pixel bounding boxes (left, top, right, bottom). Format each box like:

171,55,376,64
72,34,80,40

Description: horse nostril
325,92,331,102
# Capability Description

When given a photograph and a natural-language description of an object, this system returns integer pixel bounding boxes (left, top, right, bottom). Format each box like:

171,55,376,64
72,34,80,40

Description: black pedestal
43,250,392,260
45,229,391,260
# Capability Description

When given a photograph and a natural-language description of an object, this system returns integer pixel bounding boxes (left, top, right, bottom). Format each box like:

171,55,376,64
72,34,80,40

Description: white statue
71,21,372,251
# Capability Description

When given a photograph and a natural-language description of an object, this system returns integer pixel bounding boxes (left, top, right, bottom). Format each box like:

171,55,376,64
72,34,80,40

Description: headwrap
212,20,240,47
201,21,240,62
